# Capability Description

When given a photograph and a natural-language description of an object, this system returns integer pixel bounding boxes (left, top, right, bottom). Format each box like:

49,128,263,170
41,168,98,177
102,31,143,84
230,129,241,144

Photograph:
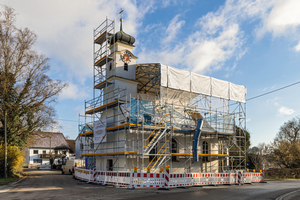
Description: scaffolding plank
94,55,113,67
79,131,94,136
94,31,113,44
85,100,119,114
94,79,113,89
82,151,137,157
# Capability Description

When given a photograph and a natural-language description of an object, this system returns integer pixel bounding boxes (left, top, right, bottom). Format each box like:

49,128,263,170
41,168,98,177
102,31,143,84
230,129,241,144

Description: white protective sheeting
211,78,229,99
161,64,168,87
230,83,246,103
191,72,211,96
160,64,246,102
168,66,190,92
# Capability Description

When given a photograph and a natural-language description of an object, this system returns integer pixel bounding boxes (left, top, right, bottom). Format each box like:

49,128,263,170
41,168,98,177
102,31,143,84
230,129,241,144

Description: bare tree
248,143,268,170
0,5,67,147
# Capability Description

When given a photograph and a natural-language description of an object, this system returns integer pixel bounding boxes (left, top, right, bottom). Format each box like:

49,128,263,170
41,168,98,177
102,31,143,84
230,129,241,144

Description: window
43,150,46,154
90,142,94,149
33,159,42,163
63,150,67,155
202,141,209,162
124,63,128,71
80,143,83,150
109,63,112,71
54,150,58,154
172,139,177,161
107,159,113,171
33,150,38,154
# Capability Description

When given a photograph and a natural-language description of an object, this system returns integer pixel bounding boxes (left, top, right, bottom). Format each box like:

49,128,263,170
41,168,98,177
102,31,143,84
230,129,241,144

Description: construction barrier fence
74,168,265,188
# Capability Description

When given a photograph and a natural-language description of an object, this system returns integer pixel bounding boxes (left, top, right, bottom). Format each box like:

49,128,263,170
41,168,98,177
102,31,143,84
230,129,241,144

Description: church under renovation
78,10,247,175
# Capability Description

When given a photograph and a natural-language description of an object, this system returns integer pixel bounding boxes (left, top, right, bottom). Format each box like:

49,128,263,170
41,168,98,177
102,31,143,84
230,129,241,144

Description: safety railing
74,168,265,189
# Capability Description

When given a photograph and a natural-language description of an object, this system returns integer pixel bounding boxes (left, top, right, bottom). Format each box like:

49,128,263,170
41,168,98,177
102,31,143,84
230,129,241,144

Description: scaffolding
78,18,247,174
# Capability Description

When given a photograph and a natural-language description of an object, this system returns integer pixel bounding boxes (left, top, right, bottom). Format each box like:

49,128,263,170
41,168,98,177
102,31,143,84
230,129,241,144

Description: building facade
25,132,74,167
78,14,247,173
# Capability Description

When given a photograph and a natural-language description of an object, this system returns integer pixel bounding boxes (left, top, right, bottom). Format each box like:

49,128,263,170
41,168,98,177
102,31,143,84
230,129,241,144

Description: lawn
0,177,18,185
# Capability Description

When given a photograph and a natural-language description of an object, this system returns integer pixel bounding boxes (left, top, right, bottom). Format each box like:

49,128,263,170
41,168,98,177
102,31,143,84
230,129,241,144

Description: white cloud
59,83,89,101
262,0,300,36
137,0,276,74
277,106,295,116
295,41,300,52
1,0,154,82
163,14,185,44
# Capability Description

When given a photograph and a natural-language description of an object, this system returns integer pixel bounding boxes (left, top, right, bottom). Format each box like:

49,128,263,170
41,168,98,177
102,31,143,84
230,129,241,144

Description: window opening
107,159,113,171
202,141,208,162
124,63,128,71
172,138,177,161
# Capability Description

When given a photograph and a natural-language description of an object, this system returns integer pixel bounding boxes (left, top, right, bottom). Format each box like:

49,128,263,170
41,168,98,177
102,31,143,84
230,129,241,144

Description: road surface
0,169,299,200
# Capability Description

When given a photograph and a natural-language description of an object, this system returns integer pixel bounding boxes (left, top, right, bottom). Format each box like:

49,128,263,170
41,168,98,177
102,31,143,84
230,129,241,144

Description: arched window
202,141,208,162
172,139,177,161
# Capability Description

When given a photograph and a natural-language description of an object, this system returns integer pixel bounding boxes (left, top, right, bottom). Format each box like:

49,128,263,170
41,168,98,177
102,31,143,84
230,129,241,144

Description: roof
29,132,70,149
66,139,75,153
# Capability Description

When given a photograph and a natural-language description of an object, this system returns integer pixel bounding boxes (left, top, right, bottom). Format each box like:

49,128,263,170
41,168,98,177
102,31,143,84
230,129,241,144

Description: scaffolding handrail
150,147,170,171
144,121,170,149
143,114,170,141
147,140,170,169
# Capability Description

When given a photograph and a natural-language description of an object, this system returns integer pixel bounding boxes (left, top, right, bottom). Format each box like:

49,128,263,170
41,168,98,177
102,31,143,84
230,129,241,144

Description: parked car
61,159,84,175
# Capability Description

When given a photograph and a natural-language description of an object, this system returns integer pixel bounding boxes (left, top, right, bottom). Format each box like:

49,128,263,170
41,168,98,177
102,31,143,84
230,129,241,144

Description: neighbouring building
25,132,74,167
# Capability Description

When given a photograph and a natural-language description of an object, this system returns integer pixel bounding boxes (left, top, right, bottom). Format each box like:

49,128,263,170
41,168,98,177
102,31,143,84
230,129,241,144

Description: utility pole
4,110,7,178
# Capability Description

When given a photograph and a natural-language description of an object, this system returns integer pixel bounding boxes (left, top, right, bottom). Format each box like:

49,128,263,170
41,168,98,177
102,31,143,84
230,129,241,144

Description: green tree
0,5,67,148
270,117,300,168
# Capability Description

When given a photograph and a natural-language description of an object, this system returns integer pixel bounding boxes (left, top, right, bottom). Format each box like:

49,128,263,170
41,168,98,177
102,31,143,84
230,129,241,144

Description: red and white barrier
165,170,170,187
130,172,166,188
74,168,93,181
93,168,97,182
251,173,264,183
243,173,252,183
74,168,266,189
238,171,242,184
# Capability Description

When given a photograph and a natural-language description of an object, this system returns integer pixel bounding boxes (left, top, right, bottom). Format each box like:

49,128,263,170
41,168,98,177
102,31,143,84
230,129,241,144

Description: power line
54,80,300,123
247,80,300,101
54,118,78,122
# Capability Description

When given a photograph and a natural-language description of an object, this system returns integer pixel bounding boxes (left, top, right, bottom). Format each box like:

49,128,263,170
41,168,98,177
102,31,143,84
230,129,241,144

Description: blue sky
2,0,300,146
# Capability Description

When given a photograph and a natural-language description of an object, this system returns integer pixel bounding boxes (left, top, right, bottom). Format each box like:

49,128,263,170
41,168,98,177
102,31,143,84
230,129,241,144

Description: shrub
0,143,24,177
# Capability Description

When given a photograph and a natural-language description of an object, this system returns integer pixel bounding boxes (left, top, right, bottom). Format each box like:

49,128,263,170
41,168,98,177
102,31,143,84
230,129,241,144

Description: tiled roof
29,132,70,149
66,139,75,153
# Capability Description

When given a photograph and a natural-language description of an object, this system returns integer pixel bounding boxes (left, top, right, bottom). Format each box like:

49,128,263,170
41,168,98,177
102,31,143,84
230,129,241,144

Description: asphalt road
0,169,299,200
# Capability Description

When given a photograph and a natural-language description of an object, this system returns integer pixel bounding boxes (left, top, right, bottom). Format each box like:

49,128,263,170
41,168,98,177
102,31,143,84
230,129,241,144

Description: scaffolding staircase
146,140,171,172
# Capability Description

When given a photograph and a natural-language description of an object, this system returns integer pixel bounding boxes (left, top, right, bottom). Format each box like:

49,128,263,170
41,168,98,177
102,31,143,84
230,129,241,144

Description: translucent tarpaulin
160,64,246,103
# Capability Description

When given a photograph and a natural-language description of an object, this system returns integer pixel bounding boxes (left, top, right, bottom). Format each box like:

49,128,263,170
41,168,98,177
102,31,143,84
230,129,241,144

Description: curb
275,189,300,200
0,175,27,193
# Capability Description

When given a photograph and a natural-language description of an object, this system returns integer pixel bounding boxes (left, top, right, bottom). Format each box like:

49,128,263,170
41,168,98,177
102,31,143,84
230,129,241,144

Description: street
0,169,299,200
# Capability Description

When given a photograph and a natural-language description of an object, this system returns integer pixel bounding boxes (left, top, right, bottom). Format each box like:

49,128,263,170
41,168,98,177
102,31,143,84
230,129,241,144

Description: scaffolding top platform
94,31,113,45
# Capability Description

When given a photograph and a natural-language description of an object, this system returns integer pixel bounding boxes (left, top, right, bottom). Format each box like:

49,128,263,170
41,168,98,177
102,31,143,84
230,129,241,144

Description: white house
25,132,74,167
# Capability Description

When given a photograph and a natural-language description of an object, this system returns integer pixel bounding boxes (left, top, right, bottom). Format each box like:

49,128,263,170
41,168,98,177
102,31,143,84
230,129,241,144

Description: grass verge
0,177,19,185
265,178,300,181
